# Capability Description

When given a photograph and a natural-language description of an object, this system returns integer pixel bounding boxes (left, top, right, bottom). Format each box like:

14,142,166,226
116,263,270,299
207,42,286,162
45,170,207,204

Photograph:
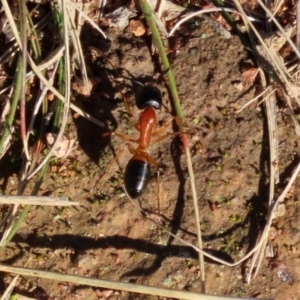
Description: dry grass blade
232,0,278,282
184,141,205,291
65,0,107,39
27,61,60,138
0,264,267,300
0,196,78,206
236,86,276,113
66,3,90,94
156,0,165,18
264,93,279,186
0,274,19,300
168,7,255,37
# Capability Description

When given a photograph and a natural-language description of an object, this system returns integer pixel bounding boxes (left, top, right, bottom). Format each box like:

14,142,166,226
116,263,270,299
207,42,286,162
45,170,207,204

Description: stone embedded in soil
274,203,286,218
128,19,146,37
274,263,294,285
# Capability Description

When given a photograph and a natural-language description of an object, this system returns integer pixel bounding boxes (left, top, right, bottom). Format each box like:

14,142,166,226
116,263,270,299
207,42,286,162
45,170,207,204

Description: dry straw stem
138,0,205,292
0,196,78,206
0,274,19,300
0,264,267,300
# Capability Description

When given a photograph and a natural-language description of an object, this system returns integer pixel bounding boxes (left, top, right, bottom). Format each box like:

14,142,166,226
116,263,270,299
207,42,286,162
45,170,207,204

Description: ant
103,83,180,213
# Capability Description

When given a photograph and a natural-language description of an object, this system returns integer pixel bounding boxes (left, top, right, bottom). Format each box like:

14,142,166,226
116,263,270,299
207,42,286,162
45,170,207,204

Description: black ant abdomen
135,85,162,110
124,156,151,198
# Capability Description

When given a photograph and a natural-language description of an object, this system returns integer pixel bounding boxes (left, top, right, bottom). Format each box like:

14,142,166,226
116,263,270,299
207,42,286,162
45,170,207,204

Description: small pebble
128,19,146,37
188,47,199,57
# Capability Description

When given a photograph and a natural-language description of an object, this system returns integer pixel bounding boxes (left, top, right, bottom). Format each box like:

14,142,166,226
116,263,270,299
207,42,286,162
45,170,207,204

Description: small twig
0,196,78,206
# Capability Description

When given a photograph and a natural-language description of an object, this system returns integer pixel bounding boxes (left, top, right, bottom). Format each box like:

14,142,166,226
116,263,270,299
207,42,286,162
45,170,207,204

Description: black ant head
135,85,162,110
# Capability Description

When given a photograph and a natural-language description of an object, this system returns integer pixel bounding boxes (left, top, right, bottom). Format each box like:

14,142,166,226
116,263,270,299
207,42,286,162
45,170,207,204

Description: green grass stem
138,0,184,124
0,55,22,155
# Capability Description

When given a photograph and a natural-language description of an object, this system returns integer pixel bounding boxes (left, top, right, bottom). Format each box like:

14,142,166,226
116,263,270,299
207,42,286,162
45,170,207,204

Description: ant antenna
154,67,170,85
120,69,144,86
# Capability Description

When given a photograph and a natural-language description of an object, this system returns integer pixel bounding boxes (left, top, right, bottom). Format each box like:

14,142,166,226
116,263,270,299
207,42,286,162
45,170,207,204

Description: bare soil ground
1,3,300,300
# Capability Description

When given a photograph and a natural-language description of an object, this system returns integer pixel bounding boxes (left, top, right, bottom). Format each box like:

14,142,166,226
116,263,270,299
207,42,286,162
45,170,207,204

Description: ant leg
152,116,183,136
103,131,138,144
121,94,140,131
152,131,182,144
